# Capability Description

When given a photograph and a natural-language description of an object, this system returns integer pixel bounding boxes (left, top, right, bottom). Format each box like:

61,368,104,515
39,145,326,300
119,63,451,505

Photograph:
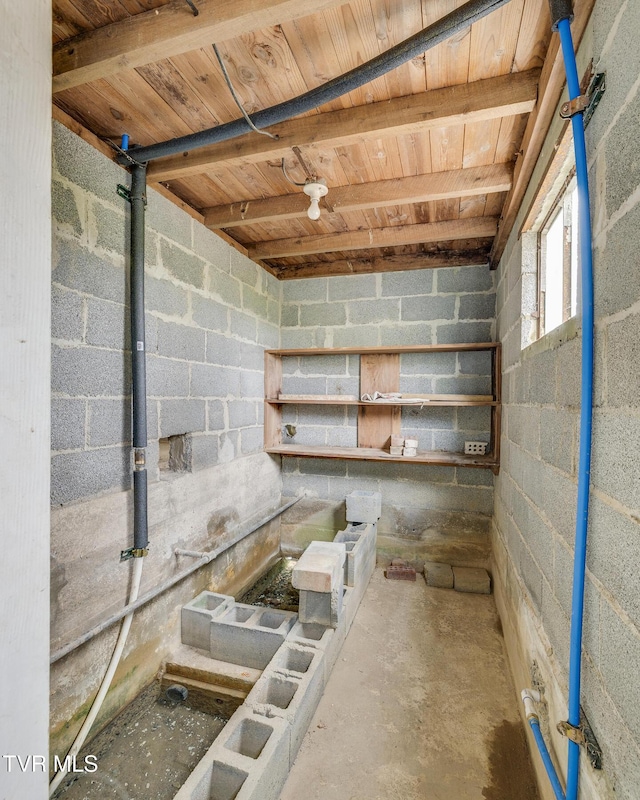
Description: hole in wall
159,433,192,474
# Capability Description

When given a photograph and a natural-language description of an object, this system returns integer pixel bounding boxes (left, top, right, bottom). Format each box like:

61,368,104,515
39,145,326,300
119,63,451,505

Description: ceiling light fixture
303,178,328,221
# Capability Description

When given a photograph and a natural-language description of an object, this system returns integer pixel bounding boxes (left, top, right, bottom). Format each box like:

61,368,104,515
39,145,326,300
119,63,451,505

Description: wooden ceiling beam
148,69,540,182
247,217,498,260
271,251,491,280
202,164,512,229
52,0,349,93
489,0,595,268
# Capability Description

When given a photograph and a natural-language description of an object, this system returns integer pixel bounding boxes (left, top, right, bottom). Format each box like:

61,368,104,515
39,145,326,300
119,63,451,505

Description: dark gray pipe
130,164,149,553
118,0,512,166
548,0,574,31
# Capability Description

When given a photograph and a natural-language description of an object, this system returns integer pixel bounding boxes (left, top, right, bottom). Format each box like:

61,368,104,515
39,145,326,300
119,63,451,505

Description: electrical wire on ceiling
212,44,279,140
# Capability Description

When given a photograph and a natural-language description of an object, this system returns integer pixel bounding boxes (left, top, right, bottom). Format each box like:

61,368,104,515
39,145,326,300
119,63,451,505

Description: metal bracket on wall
560,72,606,128
117,184,131,203
557,716,603,770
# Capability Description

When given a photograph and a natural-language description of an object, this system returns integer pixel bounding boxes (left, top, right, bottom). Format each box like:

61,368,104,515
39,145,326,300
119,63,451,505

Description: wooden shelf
266,396,498,407
264,343,501,472
266,444,498,470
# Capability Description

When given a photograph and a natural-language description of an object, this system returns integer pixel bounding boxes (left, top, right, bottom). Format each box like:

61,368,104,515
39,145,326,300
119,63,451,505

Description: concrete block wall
492,3,640,798
50,120,283,761
279,269,495,564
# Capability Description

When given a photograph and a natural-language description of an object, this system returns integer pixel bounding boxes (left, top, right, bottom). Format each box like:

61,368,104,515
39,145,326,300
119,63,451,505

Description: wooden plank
53,0,350,92
358,354,401,449
147,70,540,182
267,343,499,356
203,164,513,229
271,250,490,279
264,352,283,449
267,397,498,406
248,216,498,259
489,0,596,267
266,444,497,469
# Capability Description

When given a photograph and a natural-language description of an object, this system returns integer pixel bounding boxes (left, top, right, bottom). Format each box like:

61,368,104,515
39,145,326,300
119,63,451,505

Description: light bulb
303,178,328,222
307,197,321,220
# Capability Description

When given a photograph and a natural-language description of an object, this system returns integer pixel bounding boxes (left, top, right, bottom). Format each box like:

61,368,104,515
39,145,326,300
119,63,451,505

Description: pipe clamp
121,547,149,561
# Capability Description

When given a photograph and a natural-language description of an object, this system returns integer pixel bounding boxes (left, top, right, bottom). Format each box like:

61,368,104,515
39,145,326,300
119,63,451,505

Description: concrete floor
280,568,539,800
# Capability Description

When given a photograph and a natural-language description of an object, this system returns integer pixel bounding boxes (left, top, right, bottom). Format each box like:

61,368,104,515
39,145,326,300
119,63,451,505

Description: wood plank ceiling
52,0,555,279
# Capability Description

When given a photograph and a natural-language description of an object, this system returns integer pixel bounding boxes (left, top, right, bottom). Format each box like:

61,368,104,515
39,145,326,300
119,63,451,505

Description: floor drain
166,684,189,703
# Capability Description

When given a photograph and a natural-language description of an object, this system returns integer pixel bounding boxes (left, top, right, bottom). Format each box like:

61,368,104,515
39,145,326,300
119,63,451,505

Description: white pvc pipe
49,557,145,797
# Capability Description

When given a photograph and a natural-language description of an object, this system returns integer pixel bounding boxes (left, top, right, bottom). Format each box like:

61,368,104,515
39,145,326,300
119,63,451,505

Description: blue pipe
558,15,595,800
527,11,595,800
121,133,129,151
529,718,567,800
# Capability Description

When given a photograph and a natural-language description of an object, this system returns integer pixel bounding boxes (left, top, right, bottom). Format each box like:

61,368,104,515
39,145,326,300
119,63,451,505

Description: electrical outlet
464,441,487,455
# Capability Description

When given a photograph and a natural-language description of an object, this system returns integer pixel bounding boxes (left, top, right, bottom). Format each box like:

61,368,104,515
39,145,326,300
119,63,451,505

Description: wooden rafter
52,0,349,93
203,164,512,229
271,251,491,279
147,70,540,182
247,217,498,259
489,0,596,267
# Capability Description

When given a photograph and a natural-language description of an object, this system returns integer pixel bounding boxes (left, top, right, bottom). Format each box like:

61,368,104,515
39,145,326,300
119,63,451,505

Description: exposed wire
280,158,306,187
184,0,199,15
212,44,279,140
104,138,146,169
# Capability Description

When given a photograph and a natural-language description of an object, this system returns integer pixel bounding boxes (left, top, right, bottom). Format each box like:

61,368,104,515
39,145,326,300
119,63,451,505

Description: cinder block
298,585,343,628
230,311,257,342
172,706,291,800
299,303,346,327
145,275,188,318
51,398,86,452
52,344,128,397
345,490,382,523
85,297,128,350
247,647,325,763
452,566,491,594
211,270,242,309
209,605,297,670
93,201,125,254
242,285,268,318
160,239,205,289
328,273,377,300
53,237,126,305
52,180,82,235
192,294,229,333
156,319,206,362
89,399,130,447
381,270,433,297
292,541,346,593
347,298,399,325
334,522,377,591
181,591,234,650
51,446,129,506
401,295,456,322
206,331,241,367
51,285,84,342
437,266,494,294
424,561,454,589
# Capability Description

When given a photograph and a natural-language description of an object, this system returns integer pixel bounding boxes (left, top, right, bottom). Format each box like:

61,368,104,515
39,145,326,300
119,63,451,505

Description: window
538,178,579,337
520,126,580,348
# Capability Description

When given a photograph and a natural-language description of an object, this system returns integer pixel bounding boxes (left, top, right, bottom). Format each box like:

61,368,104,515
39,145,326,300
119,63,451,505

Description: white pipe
521,688,542,720
49,557,145,797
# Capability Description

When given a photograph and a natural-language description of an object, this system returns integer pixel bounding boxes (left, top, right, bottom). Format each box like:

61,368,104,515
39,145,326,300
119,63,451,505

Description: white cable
49,557,145,797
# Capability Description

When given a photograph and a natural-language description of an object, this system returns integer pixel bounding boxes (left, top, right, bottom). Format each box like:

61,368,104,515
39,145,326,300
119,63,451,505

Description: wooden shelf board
267,343,499,357
266,397,497,407
266,444,497,469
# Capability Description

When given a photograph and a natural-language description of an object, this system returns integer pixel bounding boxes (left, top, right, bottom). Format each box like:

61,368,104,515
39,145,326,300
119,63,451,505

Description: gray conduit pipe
117,0,512,166
50,496,301,665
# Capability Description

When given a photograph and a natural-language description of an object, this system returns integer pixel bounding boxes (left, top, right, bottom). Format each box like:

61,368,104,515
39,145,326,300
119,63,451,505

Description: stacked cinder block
174,492,382,800
292,541,346,628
